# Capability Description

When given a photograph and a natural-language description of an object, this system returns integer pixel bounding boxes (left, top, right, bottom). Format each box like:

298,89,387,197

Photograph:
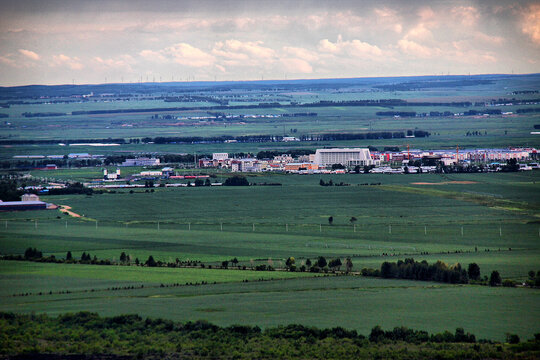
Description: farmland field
0,268,538,341
1,172,539,274
1,74,540,164
1,75,540,347
1,171,539,340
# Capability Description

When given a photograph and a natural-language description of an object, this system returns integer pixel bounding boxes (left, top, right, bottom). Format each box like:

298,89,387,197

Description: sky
0,0,539,86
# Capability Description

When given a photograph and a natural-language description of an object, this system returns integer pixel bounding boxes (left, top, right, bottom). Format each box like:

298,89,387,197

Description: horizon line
1,72,539,88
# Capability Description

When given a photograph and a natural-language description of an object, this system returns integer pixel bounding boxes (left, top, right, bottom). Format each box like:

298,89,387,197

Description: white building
231,159,260,172
140,171,162,177
282,136,300,142
121,158,160,166
314,148,376,167
212,153,229,161
21,193,40,202
103,168,121,180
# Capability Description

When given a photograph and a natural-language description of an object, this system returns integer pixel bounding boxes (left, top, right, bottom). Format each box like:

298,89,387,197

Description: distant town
1,146,535,198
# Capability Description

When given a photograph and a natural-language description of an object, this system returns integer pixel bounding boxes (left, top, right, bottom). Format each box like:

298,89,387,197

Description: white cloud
164,43,215,67
318,35,383,58
451,6,480,27
374,7,402,34
473,32,504,45
522,4,540,45
93,55,134,70
139,43,215,67
317,38,339,53
0,1,538,85
398,39,439,58
0,54,18,67
18,49,40,60
213,43,249,61
405,24,433,41
214,40,275,59
280,58,313,74
283,46,319,62
139,49,168,63
52,54,84,70
418,7,436,22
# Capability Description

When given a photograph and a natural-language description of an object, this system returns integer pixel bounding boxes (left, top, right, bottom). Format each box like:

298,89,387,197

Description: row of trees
281,256,353,273
140,130,431,145
3,311,537,358
12,249,526,289
224,175,250,186
379,258,471,284
319,179,350,186
361,258,507,287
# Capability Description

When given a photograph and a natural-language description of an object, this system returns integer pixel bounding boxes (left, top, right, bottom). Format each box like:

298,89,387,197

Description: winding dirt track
59,205,82,218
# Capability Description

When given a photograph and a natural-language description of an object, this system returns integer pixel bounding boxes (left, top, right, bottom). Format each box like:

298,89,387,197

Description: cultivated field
0,269,538,341
1,75,539,344
1,171,539,340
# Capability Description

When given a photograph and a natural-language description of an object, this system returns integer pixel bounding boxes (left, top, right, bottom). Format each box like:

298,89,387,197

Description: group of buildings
197,147,536,174
198,148,379,173
374,148,534,166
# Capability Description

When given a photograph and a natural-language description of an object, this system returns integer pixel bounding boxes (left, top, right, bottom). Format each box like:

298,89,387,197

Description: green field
0,269,538,341
1,75,540,163
2,172,539,277
0,260,316,296
1,171,539,340
1,76,539,345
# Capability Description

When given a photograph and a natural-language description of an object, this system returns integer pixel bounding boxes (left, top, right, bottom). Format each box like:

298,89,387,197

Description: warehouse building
313,148,377,167
0,200,47,211
121,158,160,166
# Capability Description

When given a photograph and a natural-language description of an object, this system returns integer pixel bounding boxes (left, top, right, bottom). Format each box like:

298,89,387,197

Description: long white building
313,148,376,167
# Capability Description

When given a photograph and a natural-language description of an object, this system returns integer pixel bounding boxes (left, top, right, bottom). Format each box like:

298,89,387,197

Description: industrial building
313,148,377,167
121,158,160,166
21,193,40,202
284,163,319,171
212,153,229,161
0,198,47,211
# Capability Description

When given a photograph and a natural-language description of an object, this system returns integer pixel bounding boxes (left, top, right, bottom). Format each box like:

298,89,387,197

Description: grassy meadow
1,172,539,275
1,75,540,162
0,271,538,341
1,171,539,340
1,76,539,345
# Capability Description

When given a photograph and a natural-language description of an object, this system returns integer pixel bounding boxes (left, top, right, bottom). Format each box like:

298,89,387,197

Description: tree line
361,258,513,287
0,130,430,147
1,312,537,359
8,248,537,289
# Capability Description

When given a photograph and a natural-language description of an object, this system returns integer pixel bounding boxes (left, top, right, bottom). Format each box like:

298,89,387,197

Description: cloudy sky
0,0,539,86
